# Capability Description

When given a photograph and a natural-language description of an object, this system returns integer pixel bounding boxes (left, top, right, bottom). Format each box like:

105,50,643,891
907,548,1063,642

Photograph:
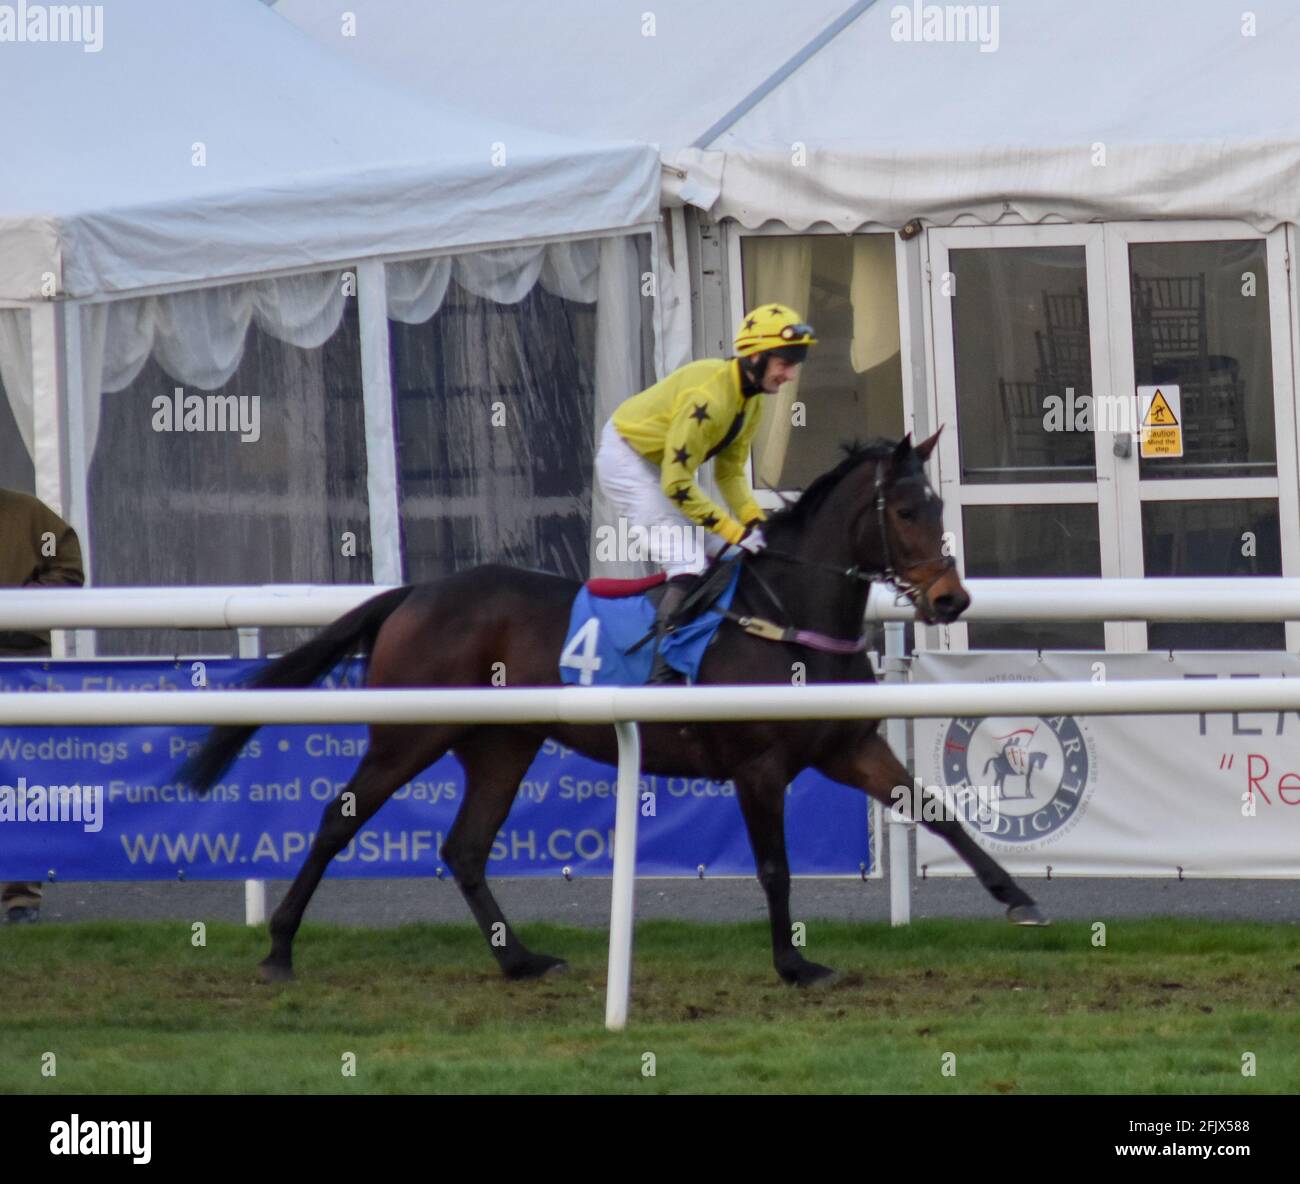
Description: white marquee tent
276,0,1300,362
0,0,660,604
275,0,1300,230
0,0,656,301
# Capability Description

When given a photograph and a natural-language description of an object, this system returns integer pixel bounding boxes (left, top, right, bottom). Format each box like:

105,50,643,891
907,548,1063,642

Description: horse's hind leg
819,731,1048,925
260,723,465,982
735,765,837,988
442,728,563,980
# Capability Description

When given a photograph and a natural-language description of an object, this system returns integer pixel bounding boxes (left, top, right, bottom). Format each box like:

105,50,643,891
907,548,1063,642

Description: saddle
587,559,741,647
559,560,743,687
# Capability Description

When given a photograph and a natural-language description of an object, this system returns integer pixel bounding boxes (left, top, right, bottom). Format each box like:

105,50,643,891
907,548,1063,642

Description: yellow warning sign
1142,389,1178,428
1137,385,1183,458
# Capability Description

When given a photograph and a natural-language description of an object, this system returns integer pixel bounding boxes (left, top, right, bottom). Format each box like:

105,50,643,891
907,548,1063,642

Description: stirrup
647,580,690,684
647,647,684,684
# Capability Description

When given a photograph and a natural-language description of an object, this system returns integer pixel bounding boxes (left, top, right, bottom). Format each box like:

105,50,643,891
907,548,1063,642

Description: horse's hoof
259,958,295,983
505,954,569,981
1007,903,1050,927
781,961,838,989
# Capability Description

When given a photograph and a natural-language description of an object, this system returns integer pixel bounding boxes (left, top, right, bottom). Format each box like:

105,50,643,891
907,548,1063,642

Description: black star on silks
690,403,710,423
702,513,719,528
768,305,782,315
671,487,691,505
673,446,691,467
744,316,757,330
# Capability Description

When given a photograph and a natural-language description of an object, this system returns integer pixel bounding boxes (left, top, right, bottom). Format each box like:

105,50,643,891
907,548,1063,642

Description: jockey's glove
737,525,767,555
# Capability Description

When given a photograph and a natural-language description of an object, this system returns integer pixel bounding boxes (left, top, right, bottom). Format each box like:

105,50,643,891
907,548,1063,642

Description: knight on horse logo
983,727,1049,800
937,713,1098,848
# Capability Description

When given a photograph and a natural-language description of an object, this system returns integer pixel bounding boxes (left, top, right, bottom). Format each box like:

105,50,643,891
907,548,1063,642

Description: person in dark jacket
0,488,84,922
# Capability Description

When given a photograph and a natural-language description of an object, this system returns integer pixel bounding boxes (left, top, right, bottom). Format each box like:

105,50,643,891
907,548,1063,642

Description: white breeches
594,419,729,578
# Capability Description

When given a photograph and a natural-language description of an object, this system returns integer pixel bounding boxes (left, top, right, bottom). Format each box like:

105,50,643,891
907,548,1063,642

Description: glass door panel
951,247,1095,485
1141,499,1283,651
930,225,1115,652
1128,241,1277,481
932,222,1299,654
962,504,1104,650
1110,227,1298,651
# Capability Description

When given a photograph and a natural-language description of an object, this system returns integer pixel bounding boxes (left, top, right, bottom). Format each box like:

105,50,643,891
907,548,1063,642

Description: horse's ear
915,426,943,462
889,433,913,472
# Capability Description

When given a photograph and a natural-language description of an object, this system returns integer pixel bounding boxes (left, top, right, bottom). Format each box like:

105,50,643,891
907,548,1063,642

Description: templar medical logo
934,712,1098,849
0,3,103,52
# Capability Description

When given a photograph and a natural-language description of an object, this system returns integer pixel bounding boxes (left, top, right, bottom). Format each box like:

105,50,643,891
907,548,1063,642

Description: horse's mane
764,438,902,533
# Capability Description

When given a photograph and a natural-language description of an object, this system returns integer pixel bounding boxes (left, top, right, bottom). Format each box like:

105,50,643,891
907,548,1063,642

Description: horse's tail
178,586,415,795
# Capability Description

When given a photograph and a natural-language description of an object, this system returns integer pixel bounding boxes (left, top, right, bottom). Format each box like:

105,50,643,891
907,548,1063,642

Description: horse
180,430,1047,988
985,747,1050,800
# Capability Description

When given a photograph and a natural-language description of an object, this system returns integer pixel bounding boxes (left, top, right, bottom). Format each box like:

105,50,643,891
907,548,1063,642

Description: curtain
0,239,611,471
0,309,34,464
386,239,600,325
387,236,648,584
744,239,813,490
77,271,348,467
653,209,693,377
0,235,645,656
88,301,370,657
590,235,648,578
850,235,901,373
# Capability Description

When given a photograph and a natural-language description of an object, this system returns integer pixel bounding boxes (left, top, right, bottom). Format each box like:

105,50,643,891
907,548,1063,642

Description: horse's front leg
734,766,838,987
819,730,1048,925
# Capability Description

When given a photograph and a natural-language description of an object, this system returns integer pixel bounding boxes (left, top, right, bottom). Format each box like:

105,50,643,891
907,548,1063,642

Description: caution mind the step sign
1137,385,1182,458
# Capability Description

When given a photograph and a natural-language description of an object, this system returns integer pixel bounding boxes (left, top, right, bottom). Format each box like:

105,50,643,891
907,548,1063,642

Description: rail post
238,626,267,927
605,719,642,1031
884,622,912,926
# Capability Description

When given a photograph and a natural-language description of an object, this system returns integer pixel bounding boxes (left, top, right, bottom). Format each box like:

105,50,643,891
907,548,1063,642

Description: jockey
594,303,817,682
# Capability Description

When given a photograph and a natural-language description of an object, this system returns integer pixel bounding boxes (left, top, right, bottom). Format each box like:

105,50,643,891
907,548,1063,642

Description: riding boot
647,576,693,685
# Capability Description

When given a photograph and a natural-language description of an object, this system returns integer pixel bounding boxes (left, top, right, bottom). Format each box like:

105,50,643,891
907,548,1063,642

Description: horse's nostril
932,592,969,620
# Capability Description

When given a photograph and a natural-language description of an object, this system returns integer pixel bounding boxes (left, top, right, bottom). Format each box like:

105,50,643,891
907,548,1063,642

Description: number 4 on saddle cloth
559,562,742,687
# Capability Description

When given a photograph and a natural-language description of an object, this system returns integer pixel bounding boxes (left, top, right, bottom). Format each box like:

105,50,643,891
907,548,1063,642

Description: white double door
927,221,1300,652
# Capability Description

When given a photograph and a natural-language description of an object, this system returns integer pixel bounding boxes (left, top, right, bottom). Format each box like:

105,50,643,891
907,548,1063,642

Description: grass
1,918,1297,1093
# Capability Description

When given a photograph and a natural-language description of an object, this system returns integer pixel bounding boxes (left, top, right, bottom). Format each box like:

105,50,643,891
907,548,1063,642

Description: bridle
753,462,956,614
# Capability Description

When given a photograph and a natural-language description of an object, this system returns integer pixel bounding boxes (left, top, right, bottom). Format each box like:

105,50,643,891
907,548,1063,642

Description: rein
725,464,955,654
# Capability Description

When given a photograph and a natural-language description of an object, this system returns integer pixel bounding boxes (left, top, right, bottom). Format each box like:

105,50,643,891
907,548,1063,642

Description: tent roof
273,0,850,152
0,0,658,302
712,0,1300,231
276,0,1300,233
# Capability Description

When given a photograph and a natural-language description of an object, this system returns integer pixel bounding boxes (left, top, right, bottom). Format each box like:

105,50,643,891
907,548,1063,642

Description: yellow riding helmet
733,304,818,358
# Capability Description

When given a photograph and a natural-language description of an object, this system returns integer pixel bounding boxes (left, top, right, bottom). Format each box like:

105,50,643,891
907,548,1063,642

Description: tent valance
0,238,614,465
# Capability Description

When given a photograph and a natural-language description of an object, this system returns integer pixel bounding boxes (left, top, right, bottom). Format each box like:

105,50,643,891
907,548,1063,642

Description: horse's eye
896,508,915,521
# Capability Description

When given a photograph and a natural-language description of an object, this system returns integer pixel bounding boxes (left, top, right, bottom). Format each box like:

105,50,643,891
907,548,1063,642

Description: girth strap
722,609,869,655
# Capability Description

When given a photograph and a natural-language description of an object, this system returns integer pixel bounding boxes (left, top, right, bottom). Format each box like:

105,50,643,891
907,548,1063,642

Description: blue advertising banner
0,660,871,880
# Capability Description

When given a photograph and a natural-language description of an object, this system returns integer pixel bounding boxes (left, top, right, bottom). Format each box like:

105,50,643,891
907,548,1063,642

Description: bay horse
181,430,1046,988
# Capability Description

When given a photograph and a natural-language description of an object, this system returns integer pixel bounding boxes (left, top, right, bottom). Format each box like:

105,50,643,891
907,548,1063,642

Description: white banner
912,652,1300,877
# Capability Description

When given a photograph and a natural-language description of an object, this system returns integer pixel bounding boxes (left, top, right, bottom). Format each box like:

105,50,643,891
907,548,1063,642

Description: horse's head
863,429,969,625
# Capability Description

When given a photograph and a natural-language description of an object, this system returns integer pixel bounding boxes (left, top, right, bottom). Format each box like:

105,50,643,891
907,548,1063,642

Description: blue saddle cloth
559,565,741,686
